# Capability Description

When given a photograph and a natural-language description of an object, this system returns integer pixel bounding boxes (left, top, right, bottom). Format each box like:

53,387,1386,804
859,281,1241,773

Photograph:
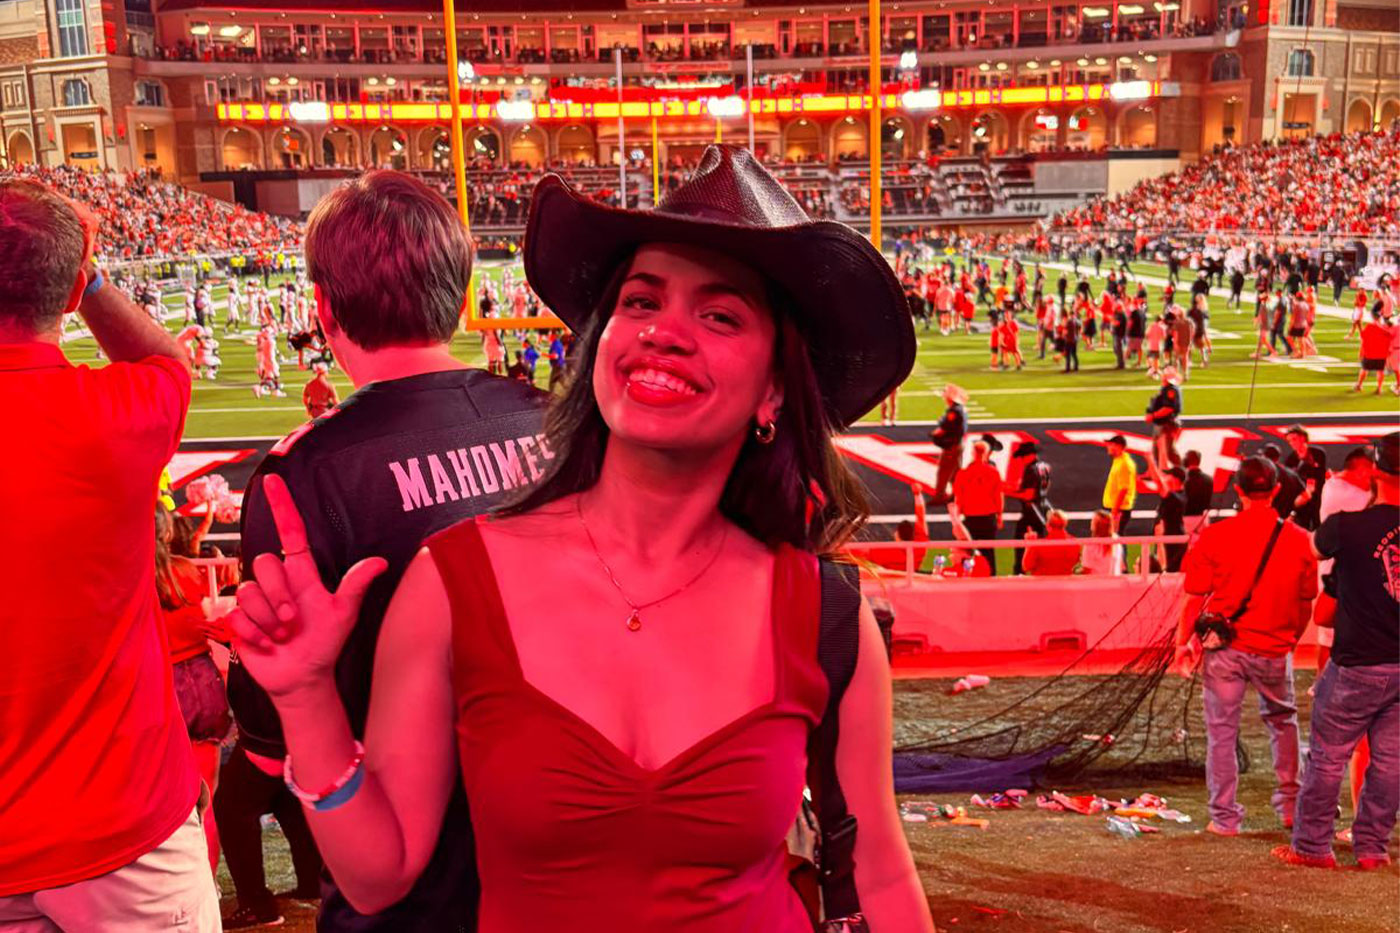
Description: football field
64,256,1395,442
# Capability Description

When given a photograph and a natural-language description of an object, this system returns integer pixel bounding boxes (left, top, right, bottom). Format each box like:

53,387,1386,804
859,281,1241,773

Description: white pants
0,808,220,932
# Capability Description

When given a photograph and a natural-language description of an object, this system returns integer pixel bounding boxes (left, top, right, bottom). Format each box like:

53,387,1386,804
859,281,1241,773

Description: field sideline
61,257,1398,441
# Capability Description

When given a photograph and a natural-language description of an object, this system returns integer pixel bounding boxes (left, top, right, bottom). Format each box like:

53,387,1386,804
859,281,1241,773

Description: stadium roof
157,0,810,12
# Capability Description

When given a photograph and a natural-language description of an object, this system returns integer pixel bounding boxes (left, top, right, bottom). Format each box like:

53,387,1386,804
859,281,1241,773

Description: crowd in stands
3,164,302,262
1052,128,1400,238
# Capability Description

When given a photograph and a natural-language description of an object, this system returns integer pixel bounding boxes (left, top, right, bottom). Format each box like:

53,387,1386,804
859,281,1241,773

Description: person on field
929,383,968,505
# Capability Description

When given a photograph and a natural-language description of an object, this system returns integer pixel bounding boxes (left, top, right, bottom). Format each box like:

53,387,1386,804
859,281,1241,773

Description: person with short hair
302,362,339,420
1005,440,1052,575
1282,425,1328,531
1176,457,1318,836
1274,433,1399,870
1182,449,1216,534
952,438,1004,576
0,179,219,930
1355,310,1391,394
224,170,548,931
1102,434,1138,534
1261,443,1309,524
1145,366,1183,474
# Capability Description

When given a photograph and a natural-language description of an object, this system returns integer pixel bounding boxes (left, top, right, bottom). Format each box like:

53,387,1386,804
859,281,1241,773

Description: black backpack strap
810,557,863,921
1229,519,1286,622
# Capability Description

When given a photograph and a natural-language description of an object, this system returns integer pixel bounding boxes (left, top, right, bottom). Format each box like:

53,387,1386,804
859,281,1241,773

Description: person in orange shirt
1023,510,1082,576
952,438,1004,575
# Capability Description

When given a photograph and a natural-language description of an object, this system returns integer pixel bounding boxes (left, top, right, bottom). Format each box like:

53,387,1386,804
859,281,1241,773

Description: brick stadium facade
0,0,1397,226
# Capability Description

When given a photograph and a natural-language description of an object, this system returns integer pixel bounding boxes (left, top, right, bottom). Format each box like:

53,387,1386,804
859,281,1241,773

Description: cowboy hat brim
523,174,913,429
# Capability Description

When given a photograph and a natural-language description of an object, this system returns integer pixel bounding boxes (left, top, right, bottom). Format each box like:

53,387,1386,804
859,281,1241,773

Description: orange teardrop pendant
626,611,642,632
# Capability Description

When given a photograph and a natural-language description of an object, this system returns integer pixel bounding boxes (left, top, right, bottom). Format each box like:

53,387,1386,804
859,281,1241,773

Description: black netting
894,575,1208,792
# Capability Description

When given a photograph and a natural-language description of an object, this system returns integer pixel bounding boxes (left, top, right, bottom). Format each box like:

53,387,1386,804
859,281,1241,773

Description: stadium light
286,76,299,86
901,89,941,111
190,23,210,35
497,99,535,121
1119,4,1145,13
1153,2,1180,10
705,95,744,118
1109,80,1154,101
1083,6,1110,17
288,101,330,123
899,50,918,70
219,25,242,38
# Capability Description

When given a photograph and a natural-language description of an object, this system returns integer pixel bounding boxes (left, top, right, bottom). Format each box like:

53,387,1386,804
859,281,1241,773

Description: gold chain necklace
576,496,729,632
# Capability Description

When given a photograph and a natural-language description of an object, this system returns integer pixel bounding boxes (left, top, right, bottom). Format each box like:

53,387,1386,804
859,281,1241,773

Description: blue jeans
1202,647,1300,831
1292,662,1400,860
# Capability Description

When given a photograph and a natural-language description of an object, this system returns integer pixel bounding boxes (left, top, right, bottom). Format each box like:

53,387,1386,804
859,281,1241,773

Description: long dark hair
505,254,869,554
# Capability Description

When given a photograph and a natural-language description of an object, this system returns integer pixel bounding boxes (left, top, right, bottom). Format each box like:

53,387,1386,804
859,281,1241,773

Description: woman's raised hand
228,475,386,701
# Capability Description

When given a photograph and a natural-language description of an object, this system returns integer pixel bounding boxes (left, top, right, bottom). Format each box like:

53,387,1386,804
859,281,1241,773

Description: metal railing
844,533,1193,583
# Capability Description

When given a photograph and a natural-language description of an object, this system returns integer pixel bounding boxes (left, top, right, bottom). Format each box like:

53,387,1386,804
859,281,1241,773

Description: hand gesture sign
228,475,387,701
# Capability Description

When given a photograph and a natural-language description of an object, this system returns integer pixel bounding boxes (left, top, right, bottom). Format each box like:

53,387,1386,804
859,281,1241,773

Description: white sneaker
274,389,287,398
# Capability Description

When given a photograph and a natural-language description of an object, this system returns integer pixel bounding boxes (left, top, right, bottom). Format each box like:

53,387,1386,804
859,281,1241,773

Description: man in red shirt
952,438,1004,575
1176,457,1318,837
1355,310,1392,394
0,181,215,927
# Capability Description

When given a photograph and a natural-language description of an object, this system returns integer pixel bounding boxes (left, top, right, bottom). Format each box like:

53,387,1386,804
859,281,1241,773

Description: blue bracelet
84,269,105,296
308,759,366,813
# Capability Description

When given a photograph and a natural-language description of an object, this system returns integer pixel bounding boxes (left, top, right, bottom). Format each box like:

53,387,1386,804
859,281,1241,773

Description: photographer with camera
0,180,217,928
1174,456,1318,837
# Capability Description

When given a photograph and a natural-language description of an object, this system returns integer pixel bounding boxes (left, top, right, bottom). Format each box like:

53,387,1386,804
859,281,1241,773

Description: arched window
1286,49,1314,77
62,78,91,107
1210,52,1242,82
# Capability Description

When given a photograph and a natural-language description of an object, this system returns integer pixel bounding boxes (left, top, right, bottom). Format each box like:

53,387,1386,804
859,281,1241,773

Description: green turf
61,259,1394,441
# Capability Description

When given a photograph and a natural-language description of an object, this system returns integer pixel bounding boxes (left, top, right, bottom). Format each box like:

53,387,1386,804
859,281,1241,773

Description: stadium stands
1052,128,1400,237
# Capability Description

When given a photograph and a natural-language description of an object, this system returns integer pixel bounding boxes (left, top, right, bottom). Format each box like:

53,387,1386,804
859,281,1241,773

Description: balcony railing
149,16,1227,69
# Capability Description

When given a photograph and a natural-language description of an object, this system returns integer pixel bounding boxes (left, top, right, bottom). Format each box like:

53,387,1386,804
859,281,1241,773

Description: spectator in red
1176,456,1318,837
865,484,931,573
1022,510,1081,576
1355,310,1393,394
302,361,339,419
155,506,233,877
951,438,1004,575
0,180,217,927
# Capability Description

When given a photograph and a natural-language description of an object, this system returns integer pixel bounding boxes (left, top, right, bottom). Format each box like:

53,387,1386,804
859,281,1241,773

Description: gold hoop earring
754,420,777,444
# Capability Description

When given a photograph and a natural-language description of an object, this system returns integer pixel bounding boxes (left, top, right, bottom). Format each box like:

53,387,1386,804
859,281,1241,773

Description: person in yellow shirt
1103,434,1138,533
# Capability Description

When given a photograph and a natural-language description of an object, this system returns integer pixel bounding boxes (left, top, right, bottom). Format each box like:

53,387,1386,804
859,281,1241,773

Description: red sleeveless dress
426,518,829,933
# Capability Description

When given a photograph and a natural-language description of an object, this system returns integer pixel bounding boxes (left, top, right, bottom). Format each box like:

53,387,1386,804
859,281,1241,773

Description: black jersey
228,368,547,932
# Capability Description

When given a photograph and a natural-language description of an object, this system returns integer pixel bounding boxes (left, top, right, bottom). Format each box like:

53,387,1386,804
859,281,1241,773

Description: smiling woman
228,146,933,933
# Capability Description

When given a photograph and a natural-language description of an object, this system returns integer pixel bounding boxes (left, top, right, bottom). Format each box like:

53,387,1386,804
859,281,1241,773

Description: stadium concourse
7,130,1400,933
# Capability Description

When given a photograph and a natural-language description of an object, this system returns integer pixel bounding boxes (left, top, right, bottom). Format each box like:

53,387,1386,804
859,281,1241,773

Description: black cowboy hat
522,144,914,428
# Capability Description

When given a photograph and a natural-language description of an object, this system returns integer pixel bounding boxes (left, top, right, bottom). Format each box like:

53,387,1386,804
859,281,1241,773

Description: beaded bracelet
284,740,367,813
